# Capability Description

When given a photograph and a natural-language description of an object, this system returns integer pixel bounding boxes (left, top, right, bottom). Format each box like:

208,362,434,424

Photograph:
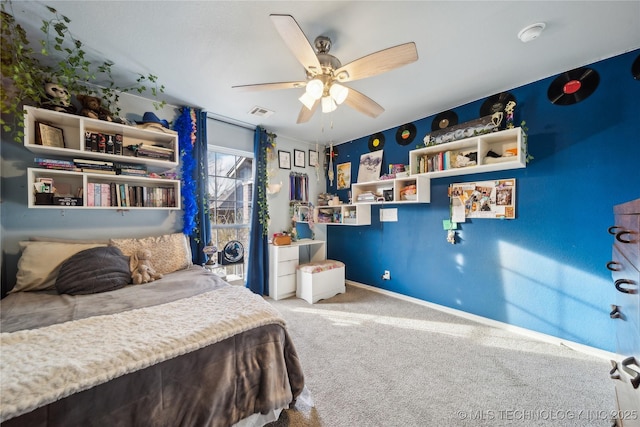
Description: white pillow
12,241,107,293
109,233,192,276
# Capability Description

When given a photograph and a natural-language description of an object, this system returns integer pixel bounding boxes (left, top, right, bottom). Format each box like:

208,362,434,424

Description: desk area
269,239,326,300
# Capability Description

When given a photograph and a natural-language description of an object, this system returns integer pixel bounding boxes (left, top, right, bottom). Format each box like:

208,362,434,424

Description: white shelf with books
314,204,371,226
352,175,430,205
23,106,181,210
23,105,178,173
28,168,180,210
409,127,525,178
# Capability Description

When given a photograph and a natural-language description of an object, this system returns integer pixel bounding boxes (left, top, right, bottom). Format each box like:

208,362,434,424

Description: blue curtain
175,107,211,265
245,127,270,295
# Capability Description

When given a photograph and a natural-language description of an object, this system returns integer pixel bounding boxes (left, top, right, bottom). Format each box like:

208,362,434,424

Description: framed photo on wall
294,149,305,168
309,149,318,167
278,150,291,169
36,122,65,148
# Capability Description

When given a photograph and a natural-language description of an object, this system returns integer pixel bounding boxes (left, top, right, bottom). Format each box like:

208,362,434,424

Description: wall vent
248,106,274,118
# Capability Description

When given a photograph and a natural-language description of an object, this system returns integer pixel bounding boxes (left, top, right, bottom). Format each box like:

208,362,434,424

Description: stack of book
34,158,80,171
73,158,116,175
356,191,377,202
135,143,174,161
114,162,148,177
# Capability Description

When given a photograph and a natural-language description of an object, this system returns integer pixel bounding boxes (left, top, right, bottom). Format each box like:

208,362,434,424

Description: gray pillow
55,246,131,295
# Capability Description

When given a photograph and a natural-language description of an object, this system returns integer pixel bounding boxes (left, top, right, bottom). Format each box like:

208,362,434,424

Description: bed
0,233,305,426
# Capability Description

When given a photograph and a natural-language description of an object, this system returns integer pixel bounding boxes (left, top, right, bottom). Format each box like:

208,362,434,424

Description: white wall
266,134,327,242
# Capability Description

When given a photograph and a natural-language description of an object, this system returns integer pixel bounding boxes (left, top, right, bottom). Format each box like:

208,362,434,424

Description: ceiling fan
232,14,418,124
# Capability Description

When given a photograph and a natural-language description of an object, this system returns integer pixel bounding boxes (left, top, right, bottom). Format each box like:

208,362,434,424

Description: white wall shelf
352,175,430,205
314,204,372,226
409,127,526,178
23,106,180,210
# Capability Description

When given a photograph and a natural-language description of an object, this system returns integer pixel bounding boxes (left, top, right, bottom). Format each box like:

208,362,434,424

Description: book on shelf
82,168,117,175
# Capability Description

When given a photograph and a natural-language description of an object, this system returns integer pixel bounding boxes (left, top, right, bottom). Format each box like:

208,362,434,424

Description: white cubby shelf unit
409,127,526,178
23,106,180,210
314,204,372,226
352,175,431,205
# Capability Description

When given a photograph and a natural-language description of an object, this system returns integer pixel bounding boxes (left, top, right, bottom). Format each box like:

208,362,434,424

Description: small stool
296,260,346,304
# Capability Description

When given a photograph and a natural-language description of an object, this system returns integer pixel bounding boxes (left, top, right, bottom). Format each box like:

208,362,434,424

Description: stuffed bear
76,94,116,122
130,249,163,284
40,82,76,114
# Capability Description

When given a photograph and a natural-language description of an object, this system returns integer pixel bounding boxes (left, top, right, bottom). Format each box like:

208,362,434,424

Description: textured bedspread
0,268,305,426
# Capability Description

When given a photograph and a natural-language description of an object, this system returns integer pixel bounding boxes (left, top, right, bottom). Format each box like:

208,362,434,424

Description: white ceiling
8,1,640,145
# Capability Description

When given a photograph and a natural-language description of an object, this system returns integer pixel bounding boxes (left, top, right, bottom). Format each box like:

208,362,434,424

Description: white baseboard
346,280,618,361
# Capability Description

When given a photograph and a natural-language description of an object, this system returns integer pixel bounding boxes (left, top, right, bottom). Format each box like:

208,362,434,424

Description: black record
395,123,417,145
431,110,458,131
632,53,640,80
547,67,599,105
480,92,516,117
368,133,385,151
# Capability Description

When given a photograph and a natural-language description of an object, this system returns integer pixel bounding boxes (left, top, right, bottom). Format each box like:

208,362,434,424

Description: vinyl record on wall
632,54,640,80
395,123,417,145
547,67,599,105
479,92,516,117
368,133,385,151
431,110,458,131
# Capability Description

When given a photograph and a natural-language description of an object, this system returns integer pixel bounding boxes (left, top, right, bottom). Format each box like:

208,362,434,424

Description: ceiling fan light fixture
329,83,349,105
305,78,324,99
321,96,337,113
299,92,316,110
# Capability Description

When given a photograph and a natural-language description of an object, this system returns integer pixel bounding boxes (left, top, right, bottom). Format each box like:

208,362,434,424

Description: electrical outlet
382,270,391,280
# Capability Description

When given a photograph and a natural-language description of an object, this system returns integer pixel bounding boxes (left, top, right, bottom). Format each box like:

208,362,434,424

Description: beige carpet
266,284,616,426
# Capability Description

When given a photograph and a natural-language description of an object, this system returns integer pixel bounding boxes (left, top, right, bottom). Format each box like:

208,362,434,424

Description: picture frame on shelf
294,149,305,168
36,122,65,148
278,150,291,169
309,149,318,167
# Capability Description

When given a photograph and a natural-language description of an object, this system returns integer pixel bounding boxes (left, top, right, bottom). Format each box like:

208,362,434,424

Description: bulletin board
449,178,516,220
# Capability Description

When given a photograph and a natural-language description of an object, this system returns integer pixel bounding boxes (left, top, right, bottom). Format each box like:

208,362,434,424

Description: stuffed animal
40,82,76,114
76,94,116,122
130,249,163,284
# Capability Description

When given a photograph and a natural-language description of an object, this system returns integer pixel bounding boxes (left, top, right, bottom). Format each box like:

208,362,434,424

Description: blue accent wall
326,50,640,352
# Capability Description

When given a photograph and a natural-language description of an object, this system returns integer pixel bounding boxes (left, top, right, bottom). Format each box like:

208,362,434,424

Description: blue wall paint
326,50,640,352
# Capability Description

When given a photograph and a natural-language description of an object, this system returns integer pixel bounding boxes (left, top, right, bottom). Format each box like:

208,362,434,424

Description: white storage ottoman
296,260,345,304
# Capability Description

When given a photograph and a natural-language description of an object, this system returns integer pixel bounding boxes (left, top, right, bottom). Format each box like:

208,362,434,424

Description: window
207,148,254,283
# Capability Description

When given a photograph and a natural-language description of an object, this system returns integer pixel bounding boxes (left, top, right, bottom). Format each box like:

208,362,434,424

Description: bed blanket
0,285,286,422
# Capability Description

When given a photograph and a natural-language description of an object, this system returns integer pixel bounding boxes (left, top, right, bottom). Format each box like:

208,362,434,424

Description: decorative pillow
109,233,192,276
55,246,131,295
12,241,107,293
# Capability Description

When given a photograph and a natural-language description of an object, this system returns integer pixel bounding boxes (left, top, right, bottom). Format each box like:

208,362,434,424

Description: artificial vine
1,1,165,141
256,129,276,236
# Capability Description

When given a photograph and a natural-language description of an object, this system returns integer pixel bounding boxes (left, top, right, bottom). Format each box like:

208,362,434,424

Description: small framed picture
309,149,318,167
294,149,305,168
278,150,291,169
36,122,65,148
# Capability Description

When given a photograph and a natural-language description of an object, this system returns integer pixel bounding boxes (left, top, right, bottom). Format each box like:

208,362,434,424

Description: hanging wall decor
337,162,351,190
357,150,383,183
431,110,458,131
547,67,599,105
395,123,416,146
449,179,516,221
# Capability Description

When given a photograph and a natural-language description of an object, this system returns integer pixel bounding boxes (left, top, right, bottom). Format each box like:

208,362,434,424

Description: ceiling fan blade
270,14,322,76
297,99,320,124
343,87,385,118
335,42,418,82
232,81,307,92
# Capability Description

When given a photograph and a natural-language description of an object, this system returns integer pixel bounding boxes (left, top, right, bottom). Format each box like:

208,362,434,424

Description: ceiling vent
248,106,274,118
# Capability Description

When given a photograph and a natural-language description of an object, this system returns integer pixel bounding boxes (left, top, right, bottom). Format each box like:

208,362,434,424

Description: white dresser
269,239,326,300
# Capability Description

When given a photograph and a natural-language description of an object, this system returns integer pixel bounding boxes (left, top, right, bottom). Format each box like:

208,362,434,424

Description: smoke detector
518,23,546,43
